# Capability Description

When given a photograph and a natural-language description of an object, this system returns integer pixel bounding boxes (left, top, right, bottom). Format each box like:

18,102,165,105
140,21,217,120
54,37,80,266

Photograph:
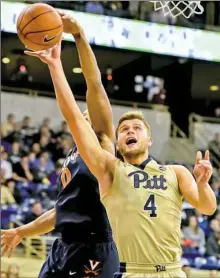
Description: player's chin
125,145,139,155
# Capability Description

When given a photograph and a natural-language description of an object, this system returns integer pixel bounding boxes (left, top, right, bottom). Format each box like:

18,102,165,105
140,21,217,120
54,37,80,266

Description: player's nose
127,129,135,135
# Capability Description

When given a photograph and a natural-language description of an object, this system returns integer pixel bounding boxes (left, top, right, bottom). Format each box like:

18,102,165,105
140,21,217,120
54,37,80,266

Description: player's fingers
1,229,6,234
204,150,210,161
199,160,211,166
1,240,6,248
1,245,9,257
205,170,211,178
196,151,202,164
58,11,65,17
8,246,15,258
24,50,41,57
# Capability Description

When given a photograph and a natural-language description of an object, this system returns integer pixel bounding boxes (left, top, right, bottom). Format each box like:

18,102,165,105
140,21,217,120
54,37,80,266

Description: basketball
16,3,63,51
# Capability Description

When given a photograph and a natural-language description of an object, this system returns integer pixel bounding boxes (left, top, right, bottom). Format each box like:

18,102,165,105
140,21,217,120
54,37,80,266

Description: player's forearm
16,208,55,237
74,32,114,140
196,183,217,215
74,31,101,84
48,60,104,177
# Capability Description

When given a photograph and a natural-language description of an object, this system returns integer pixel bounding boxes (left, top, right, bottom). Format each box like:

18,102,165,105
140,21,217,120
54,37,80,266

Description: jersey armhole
101,158,121,200
169,165,183,198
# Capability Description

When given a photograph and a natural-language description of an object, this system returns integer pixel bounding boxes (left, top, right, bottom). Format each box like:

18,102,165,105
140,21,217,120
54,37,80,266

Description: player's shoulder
97,132,115,155
170,164,192,181
171,164,189,173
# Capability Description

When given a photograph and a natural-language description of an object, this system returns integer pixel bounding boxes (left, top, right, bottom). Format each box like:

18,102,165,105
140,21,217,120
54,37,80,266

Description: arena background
1,1,220,277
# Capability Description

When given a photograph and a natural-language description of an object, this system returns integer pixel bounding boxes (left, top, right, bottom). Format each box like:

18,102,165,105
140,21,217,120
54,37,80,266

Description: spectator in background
1,271,8,278
206,228,220,265
32,152,54,183
1,183,16,205
32,143,41,158
34,124,51,142
49,159,63,185
7,263,20,278
129,0,139,19
211,176,220,204
20,116,34,136
55,120,70,141
20,116,35,146
1,113,16,138
39,134,53,153
53,135,73,161
1,146,13,180
208,133,220,168
183,216,206,254
23,201,43,224
8,141,21,165
6,179,22,204
5,123,23,144
209,218,220,233
85,1,104,14
42,117,54,138
12,152,33,182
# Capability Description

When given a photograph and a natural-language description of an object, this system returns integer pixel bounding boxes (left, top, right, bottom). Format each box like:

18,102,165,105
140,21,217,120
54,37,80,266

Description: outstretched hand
193,150,212,186
24,42,61,65
1,229,22,258
58,11,83,36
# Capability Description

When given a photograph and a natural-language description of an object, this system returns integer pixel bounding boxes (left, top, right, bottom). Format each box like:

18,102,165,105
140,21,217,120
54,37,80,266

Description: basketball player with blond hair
5,16,217,278
1,14,119,278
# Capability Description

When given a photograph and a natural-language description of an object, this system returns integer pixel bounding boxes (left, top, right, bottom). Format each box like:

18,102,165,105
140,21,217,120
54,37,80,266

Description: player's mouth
126,137,137,147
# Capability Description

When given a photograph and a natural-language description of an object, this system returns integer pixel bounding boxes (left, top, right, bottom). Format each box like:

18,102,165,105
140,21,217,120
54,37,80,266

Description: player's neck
123,152,149,166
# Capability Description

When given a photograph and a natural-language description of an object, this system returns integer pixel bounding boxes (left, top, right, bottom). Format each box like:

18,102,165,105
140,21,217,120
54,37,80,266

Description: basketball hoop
151,1,204,19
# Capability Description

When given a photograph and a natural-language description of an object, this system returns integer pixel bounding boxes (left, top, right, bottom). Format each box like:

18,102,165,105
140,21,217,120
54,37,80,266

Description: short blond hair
116,111,151,137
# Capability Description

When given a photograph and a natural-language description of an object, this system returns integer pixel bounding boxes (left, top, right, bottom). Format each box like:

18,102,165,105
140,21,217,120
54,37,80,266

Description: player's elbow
86,76,103,91
196,203,217,216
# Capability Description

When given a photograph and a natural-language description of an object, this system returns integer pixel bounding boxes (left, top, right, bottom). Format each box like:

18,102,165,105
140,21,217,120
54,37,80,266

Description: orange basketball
16,3,63,51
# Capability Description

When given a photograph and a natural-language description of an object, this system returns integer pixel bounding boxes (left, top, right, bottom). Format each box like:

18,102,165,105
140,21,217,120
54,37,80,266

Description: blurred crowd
1,113,73,229
21,1,220,29
1,263,20,278
1,113,220,275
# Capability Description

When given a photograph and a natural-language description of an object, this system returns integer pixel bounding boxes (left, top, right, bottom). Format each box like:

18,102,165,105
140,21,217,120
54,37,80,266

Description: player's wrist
47,58,62,69
196,181,209,188
72,28,84,39
15,227,24,238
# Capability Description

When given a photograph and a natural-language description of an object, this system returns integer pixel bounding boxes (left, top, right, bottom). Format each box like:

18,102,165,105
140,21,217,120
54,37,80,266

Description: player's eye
121,127,128,132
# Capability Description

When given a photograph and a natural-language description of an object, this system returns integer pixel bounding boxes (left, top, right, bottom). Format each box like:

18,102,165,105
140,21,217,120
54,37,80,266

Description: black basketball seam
20,10,56,34
24,24,63,38
24,31,62,46
17,6,31,31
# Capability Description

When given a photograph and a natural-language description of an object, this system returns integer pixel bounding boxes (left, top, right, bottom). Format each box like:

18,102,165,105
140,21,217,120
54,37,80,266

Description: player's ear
116,140,119,151
148,137,153,147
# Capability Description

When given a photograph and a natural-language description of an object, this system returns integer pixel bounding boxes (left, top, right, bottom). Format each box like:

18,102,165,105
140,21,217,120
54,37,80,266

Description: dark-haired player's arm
16,208,56,237
74,32,114,142
48,60,116,194
172,151,216,215
59,13,114,142
1,209,55,257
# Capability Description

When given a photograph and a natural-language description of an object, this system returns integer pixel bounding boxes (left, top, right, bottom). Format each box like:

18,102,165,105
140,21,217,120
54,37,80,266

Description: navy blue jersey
55,146,112,241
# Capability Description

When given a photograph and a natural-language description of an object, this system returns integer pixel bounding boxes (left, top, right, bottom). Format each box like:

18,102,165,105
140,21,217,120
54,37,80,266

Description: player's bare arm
25,44,116,195
1,208,55,258
59,13,115,143
172,150,217,215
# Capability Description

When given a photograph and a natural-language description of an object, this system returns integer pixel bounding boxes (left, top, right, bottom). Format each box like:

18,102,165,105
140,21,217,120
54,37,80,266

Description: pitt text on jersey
128,170,167,190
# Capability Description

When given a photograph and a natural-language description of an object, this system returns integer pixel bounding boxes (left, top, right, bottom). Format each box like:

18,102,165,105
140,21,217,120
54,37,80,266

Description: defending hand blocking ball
16,3,63,51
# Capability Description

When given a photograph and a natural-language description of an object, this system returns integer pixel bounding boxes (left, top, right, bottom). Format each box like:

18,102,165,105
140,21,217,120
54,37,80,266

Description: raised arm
173,151,216,215
25,44,116,189
1,208,55,258
60,13,114,141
